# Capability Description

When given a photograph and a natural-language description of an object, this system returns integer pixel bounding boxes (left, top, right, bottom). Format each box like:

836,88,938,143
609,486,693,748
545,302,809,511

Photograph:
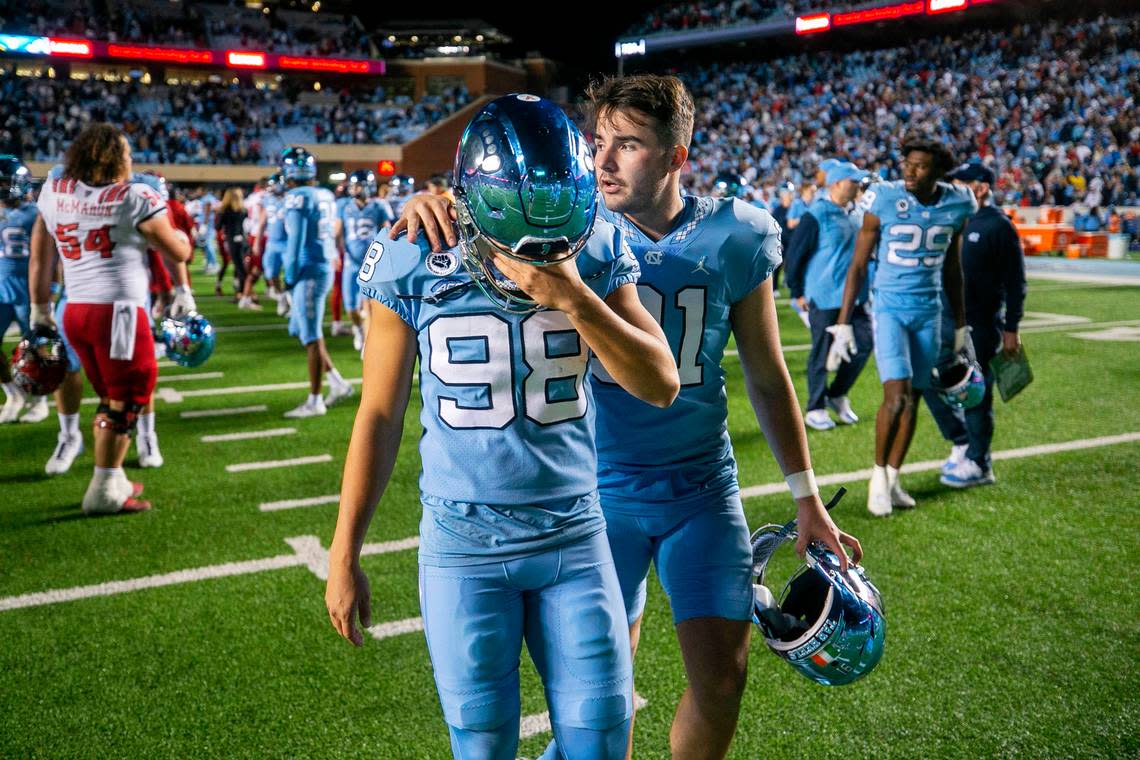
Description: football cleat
325,380,355,407
160,312,215,368
804,409,835,431
352,326,364,353
750,489,886,686
19,396,50,423
277,290,292,317
284,397,327,418
942,444,968,475
826,395,859,425
11,325,68,397
0,387,27,423
888,478,916,509
45,433,85,475
137,434,164,468
940,459,995,489
454,94,597,313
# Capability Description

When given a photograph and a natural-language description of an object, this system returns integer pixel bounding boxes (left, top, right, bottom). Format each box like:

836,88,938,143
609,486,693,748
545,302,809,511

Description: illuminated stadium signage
226,51,268,69
108,44,214,64
833,2,924,26
0,35,51,54
795,13,831,35
928,0,968,13
278,55,373,74
614,39,647,57
48,38,93,58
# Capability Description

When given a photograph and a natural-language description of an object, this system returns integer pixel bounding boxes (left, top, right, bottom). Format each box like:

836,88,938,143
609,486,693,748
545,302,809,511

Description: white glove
171,285,197,318
954,326,975,360
30,302,56,328
825,323,856,372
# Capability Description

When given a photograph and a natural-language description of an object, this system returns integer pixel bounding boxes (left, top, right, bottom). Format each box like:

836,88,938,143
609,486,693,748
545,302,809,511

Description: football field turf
1,275,1137,758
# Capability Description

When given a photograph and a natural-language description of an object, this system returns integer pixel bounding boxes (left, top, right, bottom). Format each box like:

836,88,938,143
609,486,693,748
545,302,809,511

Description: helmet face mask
347,170,377,199
266,172,284,196
0,155,31,202
453,94,597,313
11,325,67,395
933,354,985,409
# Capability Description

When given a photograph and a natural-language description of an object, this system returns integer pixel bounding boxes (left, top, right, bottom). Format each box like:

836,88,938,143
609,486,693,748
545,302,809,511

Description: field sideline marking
157,371,225,383
367,617,424,640
0,535,418,613
2,433,1135,614
202,427,296,443
260,494,339,512
226,454,333,473
181,405,268,418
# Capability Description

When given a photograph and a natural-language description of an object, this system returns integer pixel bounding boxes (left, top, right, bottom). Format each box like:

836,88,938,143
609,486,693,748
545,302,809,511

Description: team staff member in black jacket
925,161,1027,488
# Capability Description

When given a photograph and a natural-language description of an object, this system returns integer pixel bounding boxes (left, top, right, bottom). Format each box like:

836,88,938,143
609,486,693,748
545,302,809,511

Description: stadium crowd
0,72,469,163
672,15,1140,210
623,0,862,36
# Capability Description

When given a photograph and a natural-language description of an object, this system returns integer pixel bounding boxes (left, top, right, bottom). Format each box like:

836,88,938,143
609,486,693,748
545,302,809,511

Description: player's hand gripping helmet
11,325,68,396
347,169,377,199
266,172,285,196
280,147,317,182
932,353,985,410
751,488,886,686
160,312,215,368
453,94,598,313
0,155,32,201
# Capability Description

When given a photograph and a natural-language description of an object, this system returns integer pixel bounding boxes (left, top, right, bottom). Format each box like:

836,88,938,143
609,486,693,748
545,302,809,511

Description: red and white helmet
11,325,68,396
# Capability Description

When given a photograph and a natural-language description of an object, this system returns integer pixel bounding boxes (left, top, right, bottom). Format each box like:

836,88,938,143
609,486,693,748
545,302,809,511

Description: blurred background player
279,146,353,418
239,179,265,310
832,136,977,516
924,160,1027,488
0,155,49,424
195,187,221,276
255,173,290,316
785,161,874,431
334,169,392,354
29,123,191,514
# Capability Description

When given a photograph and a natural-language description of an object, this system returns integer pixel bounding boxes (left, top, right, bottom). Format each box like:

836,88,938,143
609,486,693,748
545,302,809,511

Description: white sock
327,369,345,387
872,464,888,483
886,465,900,486
137,412,156,436
93,466,122,484
308,393,323,406
3,382,20,399
59,412,80,437
331,320,343,330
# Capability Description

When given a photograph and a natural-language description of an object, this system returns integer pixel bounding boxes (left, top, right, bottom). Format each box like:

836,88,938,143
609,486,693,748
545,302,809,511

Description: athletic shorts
419,531,633,732
341,257,364,312
262,242,285,281
288,270,333,346
598,457,753,625
63,302,156,406
871,306,941,389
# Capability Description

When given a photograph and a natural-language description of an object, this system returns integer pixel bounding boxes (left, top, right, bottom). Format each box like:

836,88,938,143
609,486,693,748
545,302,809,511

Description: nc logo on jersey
968,232,980,243
426,251,459,277
644,250,664,265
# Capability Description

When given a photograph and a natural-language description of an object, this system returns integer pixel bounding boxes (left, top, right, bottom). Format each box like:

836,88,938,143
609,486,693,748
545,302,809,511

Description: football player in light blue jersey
0,155,50,424
278,147,355,418
254,173,290,316
832,137,977,516
196,188,221,274
393,77,862,760
335,169,392,353
325,95,679,760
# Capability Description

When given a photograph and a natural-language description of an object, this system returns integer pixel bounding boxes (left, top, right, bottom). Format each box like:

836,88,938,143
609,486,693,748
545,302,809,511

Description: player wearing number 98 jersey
834,137,976,516
324,95,679,760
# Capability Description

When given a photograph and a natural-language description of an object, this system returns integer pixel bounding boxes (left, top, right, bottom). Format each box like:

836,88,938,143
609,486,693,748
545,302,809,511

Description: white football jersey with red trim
37,178,166,305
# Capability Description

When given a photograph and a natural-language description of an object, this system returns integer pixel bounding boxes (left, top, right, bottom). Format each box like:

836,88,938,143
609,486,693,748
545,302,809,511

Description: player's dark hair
587,74,695,150
63,123,129,186
901,136,956,177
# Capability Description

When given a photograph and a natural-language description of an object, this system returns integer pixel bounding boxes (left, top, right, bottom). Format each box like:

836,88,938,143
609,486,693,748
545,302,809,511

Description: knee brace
94,403,141,435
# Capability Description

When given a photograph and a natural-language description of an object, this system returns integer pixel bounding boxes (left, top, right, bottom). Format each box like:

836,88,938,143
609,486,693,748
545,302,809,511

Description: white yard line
1017,311,1090,329
201,427,296,443
225,454,333,473
259,494,339,512
740,431,1140,499
4,432,1136,615
157,371,225,383
1070,326,1140,342
520,694,649,740
367,617,424,641
180,404,268,418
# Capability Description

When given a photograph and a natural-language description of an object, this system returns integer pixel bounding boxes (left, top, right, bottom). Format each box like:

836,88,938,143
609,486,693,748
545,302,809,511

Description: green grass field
1,273,1138,759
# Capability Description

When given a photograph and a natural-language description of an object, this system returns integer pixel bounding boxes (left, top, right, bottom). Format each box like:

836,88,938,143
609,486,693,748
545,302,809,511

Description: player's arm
333,215,345,255
730,278,862,570
28,215,57,324
282,201,306,287
139,212,191,266
942,229,967,331
836,211,879,325
326,303,417,647
253,205,269,256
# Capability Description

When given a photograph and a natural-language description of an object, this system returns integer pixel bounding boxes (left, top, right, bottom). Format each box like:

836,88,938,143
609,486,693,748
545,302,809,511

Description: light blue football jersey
283,185,337,283
591,196,782,470
803,197,866,310
340,199,390,263
0,203,37,304
263,192,287,246
860,180,976,303
357,219,639,562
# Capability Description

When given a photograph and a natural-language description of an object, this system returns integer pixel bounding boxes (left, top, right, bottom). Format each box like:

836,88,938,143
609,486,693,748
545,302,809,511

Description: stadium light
795,13,831,35
329,172,347,182
48,38,93,58
226,51,267,68
927,0,968,13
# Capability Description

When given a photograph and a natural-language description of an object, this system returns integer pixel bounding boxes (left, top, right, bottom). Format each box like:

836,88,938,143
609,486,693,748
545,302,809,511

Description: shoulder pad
579,217,624,269
728,197,779,236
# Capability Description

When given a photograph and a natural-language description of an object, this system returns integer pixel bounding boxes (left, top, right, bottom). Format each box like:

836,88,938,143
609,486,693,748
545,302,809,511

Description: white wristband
785,469,819,500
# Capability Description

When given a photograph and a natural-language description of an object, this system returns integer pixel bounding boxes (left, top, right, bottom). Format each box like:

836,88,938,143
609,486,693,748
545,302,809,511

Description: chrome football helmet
265,172,285,196
453,94,597,313
0,155,31,201
933,353,985,410
280,146,317,182
132,171,169,202
347,169,377,198
712,173,745,199
160,312,215,368
751,489,886,686
11,324,67,395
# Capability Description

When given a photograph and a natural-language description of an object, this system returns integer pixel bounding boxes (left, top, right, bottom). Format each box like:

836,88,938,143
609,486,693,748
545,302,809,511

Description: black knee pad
94,403,141,435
